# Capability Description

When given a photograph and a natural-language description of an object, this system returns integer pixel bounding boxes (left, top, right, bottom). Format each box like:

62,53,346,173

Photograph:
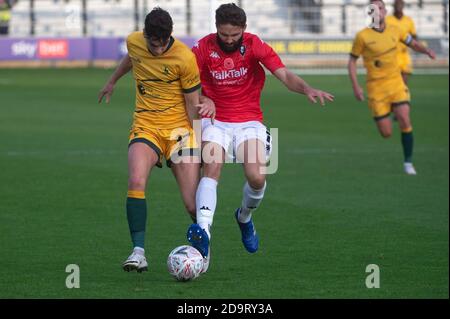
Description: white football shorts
201,118,272,163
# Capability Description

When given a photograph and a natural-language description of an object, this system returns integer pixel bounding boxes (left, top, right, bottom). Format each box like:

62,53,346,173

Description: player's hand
197,96,216,124
353,85,365,101
304,87,334,106
98,82,115,104
426,48,436,60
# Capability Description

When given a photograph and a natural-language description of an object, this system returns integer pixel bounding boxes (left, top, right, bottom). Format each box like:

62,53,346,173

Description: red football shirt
192,33,285,123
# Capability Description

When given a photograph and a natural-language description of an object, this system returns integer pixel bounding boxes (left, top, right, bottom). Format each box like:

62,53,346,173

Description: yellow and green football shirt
386,15,416,55
350,24,413,82
386,15,417,73
126,31,201,129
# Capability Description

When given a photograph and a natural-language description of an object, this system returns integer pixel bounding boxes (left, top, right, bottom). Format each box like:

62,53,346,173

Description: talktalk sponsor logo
38,40,69,58
11,41,37,58
210,67,248,80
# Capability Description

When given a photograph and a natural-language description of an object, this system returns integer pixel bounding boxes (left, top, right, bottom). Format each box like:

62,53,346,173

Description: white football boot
404,163,417,175
122,251,148,273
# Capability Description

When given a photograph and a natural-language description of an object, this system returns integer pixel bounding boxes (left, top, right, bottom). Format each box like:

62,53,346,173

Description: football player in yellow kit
386,0,417,84
98,8,215,272
348,0,435,175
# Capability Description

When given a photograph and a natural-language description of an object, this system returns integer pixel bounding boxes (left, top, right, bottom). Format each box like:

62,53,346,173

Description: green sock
401,131,414,163
126,197,147,249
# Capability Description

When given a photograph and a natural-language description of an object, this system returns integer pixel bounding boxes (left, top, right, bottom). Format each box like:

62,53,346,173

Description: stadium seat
8,0,448,37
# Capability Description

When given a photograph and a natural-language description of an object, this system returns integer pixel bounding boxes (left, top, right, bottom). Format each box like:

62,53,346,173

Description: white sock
239,181,266,223
196,177,218,239
133,247,145,255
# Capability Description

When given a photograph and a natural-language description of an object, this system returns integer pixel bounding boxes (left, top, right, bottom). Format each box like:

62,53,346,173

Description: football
167,245,204,281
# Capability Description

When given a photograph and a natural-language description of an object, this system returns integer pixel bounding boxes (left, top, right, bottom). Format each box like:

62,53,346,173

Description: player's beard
216,34,244,53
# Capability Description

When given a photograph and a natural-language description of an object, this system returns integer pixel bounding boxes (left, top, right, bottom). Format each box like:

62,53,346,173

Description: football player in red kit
187,3,334,273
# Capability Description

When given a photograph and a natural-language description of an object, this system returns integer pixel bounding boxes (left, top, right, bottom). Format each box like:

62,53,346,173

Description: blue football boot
186,223,210,258
235,208,259,253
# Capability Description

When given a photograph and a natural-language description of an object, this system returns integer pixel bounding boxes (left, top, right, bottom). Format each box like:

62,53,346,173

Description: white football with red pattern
167,245,204,281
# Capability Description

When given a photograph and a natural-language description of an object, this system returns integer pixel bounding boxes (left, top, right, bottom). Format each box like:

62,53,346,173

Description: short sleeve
399,26,413,46
409,18,417,37
191,42,205,71
180,53,202,94
350,32,364,58
252,35,285,73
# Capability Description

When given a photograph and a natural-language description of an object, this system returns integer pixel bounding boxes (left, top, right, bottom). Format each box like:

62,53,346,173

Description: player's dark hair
144,7,173,41
215,3,247,27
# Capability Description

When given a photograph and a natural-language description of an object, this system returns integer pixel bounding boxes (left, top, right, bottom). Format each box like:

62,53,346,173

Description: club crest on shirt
163,65,170,75
224,58,235,70
240,45,246,56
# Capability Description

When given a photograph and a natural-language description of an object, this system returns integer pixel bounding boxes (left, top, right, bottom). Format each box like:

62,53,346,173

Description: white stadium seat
8,0,448,37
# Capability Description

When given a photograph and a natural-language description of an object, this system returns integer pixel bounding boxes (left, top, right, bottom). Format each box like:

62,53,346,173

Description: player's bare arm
348,55,365,101
273,67,334,106
183,91,216,125
408,39,436,59
98,54,133,103
183,89,202,125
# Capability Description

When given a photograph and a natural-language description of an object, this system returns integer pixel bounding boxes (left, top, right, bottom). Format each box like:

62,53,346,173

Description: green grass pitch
0,69,447,298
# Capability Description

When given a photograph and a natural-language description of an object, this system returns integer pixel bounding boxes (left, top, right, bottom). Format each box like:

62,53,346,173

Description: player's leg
165,122,215,272
123,140,160,272
165,125,201,221
186,119,231,272
190,119,230,241
235,133,268,253
185,144,225,273
374,115,393,139
391,77,415,174
170,151,213,274
187,141,225,250
170,159,200,221
238,138,267,219
393,103,416,175
370,92,393,139
170,157,219,272
197,141,226,236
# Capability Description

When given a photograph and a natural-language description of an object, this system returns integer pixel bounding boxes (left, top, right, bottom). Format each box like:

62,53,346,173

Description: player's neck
394,11,403,19
373,21,386,33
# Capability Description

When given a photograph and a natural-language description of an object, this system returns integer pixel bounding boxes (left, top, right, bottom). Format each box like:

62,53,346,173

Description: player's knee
248,175,266,190
128,176,147,191
378,126,392,138
397,117,411,130
380,130,392,138
202,163,223,181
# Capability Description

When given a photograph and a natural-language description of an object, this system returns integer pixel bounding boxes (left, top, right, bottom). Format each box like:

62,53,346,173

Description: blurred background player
0,0,16,35
348,0,435,175
98,7,215,273
386,0,418,85
186,3,334,273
